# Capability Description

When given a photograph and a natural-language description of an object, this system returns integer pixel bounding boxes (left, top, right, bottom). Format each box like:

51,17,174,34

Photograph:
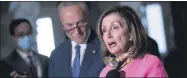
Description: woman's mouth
108,41,117,48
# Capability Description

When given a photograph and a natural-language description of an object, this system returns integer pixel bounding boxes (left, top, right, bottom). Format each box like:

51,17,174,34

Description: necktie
72,44,81,77
28,55,37,78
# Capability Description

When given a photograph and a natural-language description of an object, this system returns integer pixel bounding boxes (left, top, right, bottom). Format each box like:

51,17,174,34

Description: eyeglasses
64,21,88,34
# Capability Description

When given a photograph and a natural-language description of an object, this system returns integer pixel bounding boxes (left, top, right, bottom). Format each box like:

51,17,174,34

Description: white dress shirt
17,49,42,77
71,29,91,67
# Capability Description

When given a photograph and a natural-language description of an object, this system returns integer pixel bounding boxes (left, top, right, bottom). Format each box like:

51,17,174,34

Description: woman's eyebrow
111,21,124,27
101,25,106,28
111,21,120,25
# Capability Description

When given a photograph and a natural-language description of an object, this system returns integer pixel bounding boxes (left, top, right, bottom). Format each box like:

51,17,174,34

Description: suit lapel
79,30,99,76
35,53,45,77
61,40,72,77
11,51,31,75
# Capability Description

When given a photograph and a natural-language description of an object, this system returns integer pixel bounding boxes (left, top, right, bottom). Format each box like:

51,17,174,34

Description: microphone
105,55,126,78
106,69,120,78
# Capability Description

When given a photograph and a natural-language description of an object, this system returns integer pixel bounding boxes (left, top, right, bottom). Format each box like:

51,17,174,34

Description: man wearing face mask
0,19,48,78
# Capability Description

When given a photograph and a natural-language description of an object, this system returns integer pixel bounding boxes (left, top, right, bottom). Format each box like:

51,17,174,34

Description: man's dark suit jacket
0,61,13,78
0,50,49,78
48,30,105,77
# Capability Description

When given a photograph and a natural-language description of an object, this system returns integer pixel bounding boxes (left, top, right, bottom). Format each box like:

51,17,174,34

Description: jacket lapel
34,53,46,77
60,40,72,77
10,50,32,75
79,30,99,76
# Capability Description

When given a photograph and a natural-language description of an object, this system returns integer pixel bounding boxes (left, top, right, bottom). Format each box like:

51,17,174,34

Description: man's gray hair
58,1,89,16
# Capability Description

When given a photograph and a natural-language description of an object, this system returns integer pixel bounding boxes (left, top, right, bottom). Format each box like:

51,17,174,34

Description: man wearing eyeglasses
48,2,105,77
0,19,49,78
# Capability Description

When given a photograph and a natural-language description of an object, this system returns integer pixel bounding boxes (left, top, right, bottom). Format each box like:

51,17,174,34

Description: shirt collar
16,49,33,59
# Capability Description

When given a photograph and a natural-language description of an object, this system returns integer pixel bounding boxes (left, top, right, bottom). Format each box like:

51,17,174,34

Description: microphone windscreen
106,69,120,78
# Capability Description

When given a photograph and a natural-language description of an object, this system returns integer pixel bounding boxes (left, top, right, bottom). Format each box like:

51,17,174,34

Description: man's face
59,4,88,44
13,22,33,51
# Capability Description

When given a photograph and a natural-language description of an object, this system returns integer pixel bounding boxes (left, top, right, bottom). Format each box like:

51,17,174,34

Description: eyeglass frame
63,16,88,34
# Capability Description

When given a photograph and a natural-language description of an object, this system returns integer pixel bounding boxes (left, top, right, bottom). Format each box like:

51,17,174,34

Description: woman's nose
106,31,113,38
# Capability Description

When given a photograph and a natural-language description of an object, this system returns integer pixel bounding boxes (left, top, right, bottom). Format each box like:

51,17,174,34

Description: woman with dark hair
97,5,168,77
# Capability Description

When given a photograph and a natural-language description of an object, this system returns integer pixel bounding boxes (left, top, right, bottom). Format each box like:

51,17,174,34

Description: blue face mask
17,35,33,51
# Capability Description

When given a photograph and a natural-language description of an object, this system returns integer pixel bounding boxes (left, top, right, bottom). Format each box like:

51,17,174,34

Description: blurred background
0,1,186,60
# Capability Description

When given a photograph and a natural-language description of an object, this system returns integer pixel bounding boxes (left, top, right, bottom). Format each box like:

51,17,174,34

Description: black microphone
106,69,120,78
106,56,126,78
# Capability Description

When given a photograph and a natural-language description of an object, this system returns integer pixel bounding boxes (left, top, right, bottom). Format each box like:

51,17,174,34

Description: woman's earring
129,37,132,41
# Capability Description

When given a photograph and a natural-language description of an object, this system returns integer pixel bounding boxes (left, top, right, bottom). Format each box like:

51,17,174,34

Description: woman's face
101,13,131,55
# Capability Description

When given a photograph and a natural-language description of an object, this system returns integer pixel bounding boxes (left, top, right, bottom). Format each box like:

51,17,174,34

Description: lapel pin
92,50,96,54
